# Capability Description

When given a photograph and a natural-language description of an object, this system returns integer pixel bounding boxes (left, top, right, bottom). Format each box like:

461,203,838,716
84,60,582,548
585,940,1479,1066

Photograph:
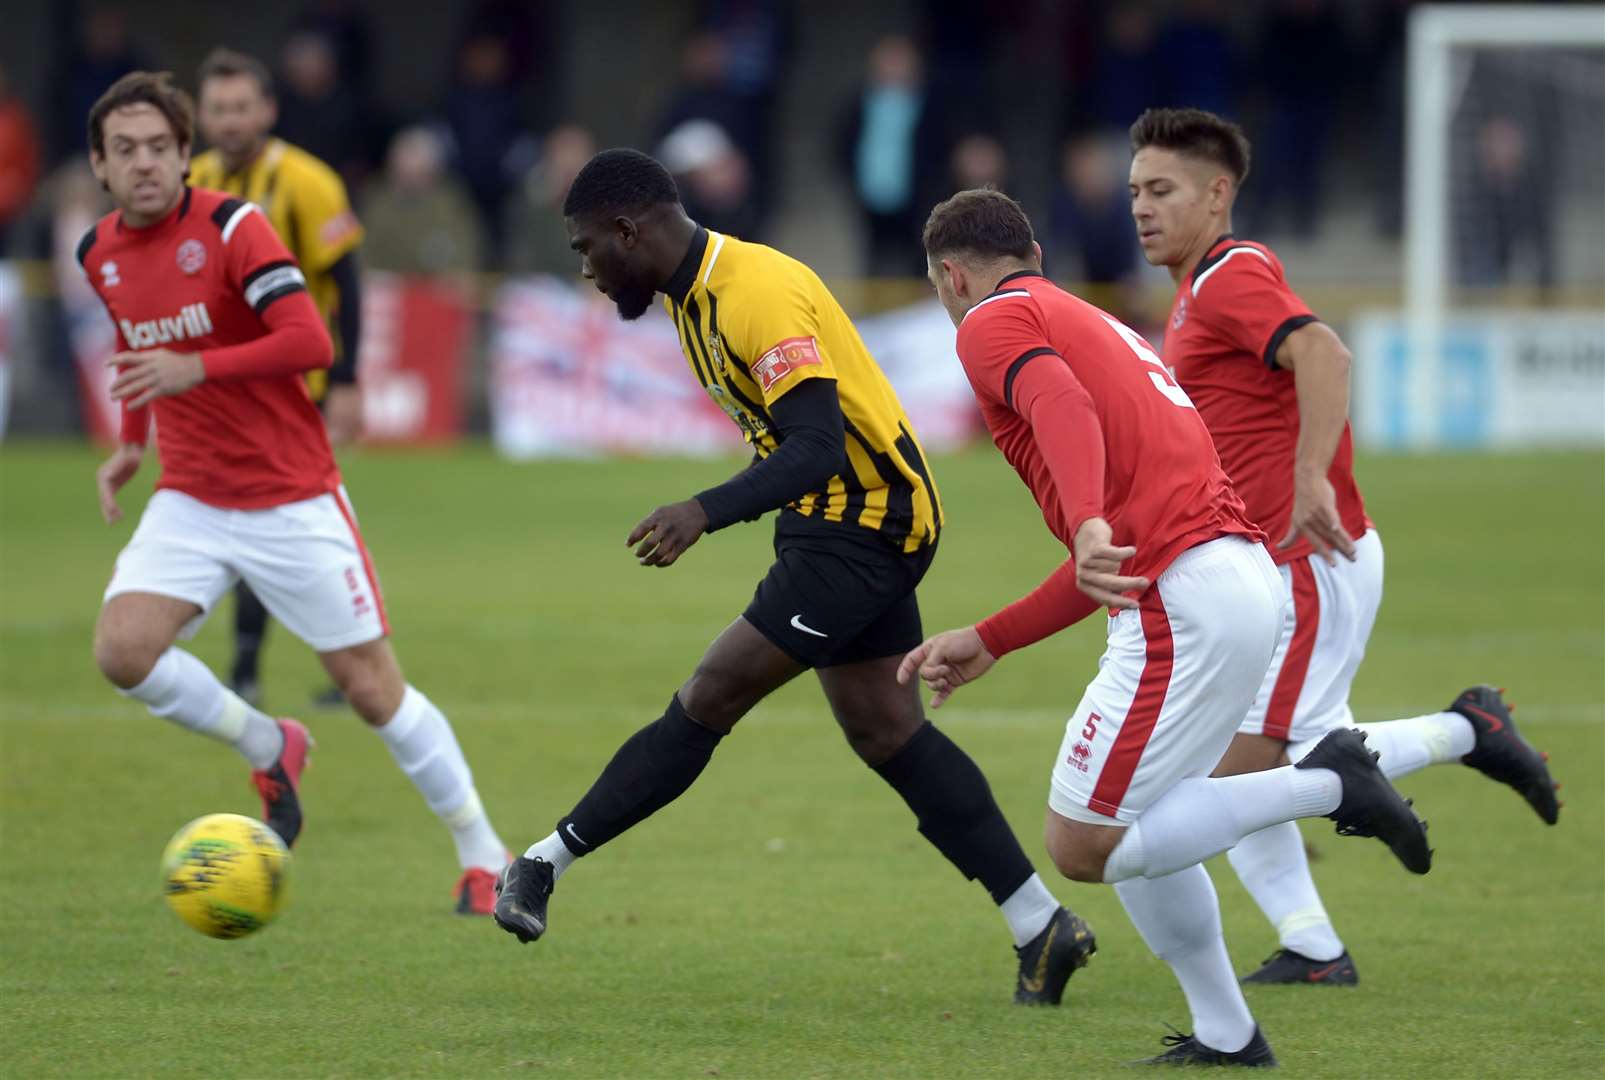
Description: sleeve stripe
245,265,308,310
1263,314,1319,370
251,282,308,315
961,289,1031,322
1191,246,1271,298
220,201,258,244
1003,347,1061,410
242,259,296,289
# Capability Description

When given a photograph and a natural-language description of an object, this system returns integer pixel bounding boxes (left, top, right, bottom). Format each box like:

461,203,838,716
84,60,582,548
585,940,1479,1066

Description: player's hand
897,626,996,709
323,385,363,446
1072,517,1149,610
95,443,145,525
627,498,709,568
1281,472,1357,565
108,349,204,409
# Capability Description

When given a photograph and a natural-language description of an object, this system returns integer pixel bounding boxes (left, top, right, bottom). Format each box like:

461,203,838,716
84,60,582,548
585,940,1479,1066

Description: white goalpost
1391,3,1605,449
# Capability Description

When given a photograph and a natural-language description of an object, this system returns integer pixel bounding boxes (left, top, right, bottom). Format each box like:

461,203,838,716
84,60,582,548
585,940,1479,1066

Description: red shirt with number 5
954,271,1261,655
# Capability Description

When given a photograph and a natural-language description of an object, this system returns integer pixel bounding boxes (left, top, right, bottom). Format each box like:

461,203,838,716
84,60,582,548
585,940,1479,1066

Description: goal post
1397,4,1605,449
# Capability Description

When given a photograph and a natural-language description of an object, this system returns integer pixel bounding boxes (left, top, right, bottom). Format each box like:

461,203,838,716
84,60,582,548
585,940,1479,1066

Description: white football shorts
1237,529,1384,744
104,486,390,652
1049,535,1286,825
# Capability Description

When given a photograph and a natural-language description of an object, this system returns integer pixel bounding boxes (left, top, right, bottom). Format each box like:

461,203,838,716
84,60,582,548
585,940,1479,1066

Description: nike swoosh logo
1020,919,1059,993
565,822,586,847
790,614,828,638
1308,962,1343,981
1461,703,1504,734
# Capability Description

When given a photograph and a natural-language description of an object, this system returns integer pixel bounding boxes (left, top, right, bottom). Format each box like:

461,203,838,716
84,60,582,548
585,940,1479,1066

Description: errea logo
119,302,214,348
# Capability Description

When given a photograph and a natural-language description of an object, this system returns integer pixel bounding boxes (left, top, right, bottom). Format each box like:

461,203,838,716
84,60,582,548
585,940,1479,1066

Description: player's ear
1031,240,1043,267
614,215,639,247
1210,173,1232,213
88,150,108,187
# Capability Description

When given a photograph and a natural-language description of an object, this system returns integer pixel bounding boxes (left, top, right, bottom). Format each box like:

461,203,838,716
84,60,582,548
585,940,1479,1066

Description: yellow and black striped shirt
664,228,941,553
189,138,363,399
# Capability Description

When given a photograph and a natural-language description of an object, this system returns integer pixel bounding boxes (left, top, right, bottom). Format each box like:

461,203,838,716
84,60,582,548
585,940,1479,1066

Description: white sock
377,685,506,871
1353,714,1476,780
1227,821,1345,961
1103,766,1342,883
1116,865,1256,1054
523,832,578,881
121,648,283,769
999,873,1060,948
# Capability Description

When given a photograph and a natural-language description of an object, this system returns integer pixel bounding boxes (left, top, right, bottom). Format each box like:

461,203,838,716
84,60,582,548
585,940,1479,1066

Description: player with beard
493,149,1098,1007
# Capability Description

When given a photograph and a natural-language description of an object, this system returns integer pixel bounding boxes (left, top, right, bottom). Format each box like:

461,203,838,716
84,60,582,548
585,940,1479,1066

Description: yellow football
161,813,290,939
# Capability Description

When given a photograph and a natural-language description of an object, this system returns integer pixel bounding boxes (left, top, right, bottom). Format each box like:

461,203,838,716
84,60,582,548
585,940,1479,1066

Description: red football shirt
79,186,339,509
1162,235,1369,564
957,271,1261,657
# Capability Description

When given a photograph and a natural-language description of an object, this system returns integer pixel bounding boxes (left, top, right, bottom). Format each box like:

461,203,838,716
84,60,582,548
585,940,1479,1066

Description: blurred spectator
361,127,483,276
463,0,565,130
289,0,375,94
54,5,145,163
694,0,791,202
0,66,41,251
1243,0,1348,236
444,32,538,265
654,32,768,229
1456,115,1556,289
1156,0,1236,119
659,119,759,239
504,124,597,277
838,35,951,277
274,30,374,191
1082,6,1163,134
949,133,1008,192
1048,134,1138,285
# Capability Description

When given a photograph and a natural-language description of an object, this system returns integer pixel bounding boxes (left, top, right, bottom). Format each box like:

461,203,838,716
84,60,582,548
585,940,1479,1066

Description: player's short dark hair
921,187,1036,262
197,47,276,99
88,71,196,157
1129,107,1252,185
561,148,680,220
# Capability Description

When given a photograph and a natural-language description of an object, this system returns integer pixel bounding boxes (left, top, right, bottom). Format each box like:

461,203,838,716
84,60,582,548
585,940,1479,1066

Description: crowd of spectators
0,0,1572,294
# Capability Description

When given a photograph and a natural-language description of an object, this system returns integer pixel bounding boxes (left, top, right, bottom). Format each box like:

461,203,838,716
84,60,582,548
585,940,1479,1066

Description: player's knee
1048,842,1108,883
678,666,752,733
839,713,920,767
93,629,160,690
1044,826,1111,884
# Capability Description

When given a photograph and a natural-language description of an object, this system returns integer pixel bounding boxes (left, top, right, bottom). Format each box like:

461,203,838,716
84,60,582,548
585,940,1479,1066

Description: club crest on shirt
1172,294,1189,330
176,239,207,275
100,261,120,287
706,330,727,374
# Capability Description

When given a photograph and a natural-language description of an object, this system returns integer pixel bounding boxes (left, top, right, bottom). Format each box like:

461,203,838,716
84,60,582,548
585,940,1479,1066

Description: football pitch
2,442,1601,1078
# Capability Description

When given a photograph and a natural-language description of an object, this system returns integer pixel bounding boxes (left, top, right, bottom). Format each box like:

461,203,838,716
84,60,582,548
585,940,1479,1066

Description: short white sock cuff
212,690,250,743
1291,767,1341,818
999,874,1060,947
525,832,577,879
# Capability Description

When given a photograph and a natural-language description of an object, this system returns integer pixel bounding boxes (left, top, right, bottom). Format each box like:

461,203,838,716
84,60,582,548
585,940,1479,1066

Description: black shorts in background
742,520,936,669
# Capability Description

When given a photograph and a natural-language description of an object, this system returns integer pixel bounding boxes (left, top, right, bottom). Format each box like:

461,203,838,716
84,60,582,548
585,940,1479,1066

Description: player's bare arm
107,348,205,410
1072,517,1149,609
1274,321,1357,564
94,442,145,524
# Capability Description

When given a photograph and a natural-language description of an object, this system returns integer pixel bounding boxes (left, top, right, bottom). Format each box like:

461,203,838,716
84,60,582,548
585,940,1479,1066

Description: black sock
232,583,269,681
874,721,1035,904
557,694,725,857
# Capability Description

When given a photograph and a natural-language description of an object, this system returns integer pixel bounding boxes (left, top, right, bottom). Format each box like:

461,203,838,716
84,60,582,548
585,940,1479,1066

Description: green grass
1,443,1601,1078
